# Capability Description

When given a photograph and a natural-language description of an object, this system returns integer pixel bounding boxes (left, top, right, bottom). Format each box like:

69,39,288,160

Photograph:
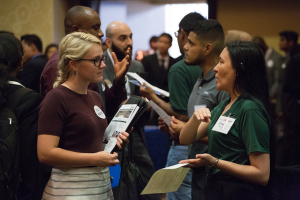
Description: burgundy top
38,85,107,153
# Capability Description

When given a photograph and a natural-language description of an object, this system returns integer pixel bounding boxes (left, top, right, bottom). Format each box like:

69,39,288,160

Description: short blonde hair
53,32,102,88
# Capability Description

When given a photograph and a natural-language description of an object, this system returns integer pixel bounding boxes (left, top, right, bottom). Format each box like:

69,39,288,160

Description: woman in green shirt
180,41,272,200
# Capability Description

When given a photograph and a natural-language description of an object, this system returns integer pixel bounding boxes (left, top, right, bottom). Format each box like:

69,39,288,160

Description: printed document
103,104,139,153
141,163,190,195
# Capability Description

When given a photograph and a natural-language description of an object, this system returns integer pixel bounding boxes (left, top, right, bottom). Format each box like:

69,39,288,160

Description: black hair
252,36,268,54
226,41,269,108
150,36,158,44
279,31,298,45
21,34,43,52
159,33,172,44
179,12,206,35
0,33,23,106
0,30,14,35
44,43,58,56
191,19,225,55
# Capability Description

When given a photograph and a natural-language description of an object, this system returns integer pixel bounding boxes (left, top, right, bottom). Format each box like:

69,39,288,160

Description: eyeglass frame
174,30,179,37
174,29,182,37
77,55,107,68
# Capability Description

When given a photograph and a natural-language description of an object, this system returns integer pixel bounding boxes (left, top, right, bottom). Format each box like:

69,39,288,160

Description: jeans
165,145,192,200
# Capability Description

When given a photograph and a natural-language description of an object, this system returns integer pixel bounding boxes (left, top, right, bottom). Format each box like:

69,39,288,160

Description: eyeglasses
78,55,107,67
174,30,179,37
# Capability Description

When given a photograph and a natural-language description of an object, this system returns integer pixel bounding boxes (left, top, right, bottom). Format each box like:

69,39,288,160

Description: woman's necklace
222,97,238,115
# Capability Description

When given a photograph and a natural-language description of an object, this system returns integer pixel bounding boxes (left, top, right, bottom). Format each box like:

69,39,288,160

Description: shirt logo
94,105,106,119
203,91,209,95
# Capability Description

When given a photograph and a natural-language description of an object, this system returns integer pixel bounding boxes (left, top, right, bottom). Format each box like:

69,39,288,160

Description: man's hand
111,48,130,84
158,117,170,133
169,116,186,140
139,82,156,100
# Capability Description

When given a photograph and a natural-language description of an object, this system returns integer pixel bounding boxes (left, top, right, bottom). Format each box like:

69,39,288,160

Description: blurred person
139,12,205,200
135,49,145,61
142,33,176,125
38,32,129,199
19,34,47,93
142,33,175,92
147,36,158,55
279,31,298,56
180,41,272,200
103,21,159,200
276,31,299,128
225,30,252,44
276,37,300,166
44,43,58,60
252,36,284,100
102,42,108,52
0,33,42,200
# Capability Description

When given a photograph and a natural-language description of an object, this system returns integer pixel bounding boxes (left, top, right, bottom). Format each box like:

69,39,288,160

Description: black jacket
18,54,47,93
142,53,175,92
8,78,42,200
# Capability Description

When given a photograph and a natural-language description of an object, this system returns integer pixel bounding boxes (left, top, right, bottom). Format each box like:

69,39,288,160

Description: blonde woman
37,32,129,199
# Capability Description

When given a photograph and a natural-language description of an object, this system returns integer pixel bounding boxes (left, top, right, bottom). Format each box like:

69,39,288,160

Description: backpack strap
6,87,34,112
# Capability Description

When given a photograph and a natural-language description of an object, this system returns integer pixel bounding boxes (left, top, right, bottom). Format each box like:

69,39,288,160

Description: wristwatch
212,158,219,168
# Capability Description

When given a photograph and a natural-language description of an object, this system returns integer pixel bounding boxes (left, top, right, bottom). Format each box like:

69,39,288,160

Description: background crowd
0,1,300,200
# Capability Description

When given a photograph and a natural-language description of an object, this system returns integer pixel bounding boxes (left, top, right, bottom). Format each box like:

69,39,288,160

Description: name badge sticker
94,105,106,119
212,114,235,134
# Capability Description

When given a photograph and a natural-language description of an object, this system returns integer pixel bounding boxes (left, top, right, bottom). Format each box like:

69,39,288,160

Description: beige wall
0,0,79,52
217,0,300,56
0,0,54,52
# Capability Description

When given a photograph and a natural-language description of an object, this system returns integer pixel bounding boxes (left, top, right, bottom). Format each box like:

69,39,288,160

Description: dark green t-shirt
207,96,270,174
168,57,201,115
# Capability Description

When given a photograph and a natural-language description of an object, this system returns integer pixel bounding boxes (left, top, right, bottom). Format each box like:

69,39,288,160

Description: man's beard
111,42,132,61
184,56,202,66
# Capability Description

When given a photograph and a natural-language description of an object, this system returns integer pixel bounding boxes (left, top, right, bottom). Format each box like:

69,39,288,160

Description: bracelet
212,158,219,168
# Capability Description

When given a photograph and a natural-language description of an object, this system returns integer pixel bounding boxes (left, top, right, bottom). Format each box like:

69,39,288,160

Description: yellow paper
141,163,190,195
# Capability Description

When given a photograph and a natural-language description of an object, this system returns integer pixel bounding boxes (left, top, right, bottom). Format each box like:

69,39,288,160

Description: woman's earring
74,71,77,75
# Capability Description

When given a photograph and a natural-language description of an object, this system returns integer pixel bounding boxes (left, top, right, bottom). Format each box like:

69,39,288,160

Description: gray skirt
42,166,114,200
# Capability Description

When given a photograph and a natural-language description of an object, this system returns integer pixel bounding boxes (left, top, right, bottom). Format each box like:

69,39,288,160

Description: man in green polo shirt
139,12,205,200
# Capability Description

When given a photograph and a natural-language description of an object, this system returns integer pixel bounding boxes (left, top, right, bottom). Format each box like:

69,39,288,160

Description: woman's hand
193,107,211,123
116,131,130,150
179,153,216,168
94,151,120,167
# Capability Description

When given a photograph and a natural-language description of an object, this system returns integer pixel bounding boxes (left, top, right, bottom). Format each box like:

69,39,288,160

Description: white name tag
94,105,106,119
212,115,235,134
194,105,206,112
